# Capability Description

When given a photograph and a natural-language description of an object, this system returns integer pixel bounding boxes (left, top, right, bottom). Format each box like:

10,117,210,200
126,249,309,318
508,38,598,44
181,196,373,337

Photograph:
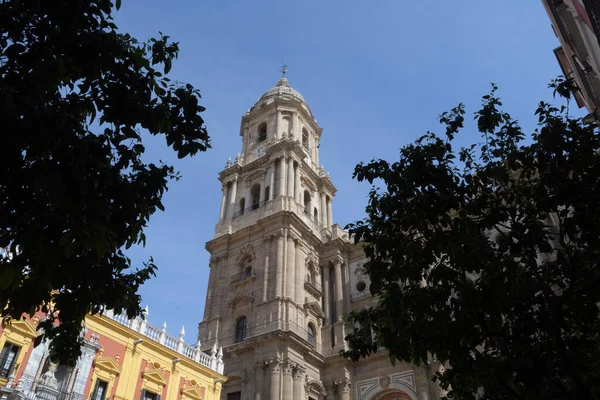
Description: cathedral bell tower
198,71,358,400
213,70,335,238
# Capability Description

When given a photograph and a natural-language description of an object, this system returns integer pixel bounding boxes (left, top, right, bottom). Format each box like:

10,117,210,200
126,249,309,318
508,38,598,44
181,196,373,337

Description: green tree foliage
0,0,210,365
344,80,600,399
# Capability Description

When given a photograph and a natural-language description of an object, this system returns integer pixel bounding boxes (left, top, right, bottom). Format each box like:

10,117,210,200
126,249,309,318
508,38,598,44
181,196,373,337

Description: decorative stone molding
269,358,283,373
293,364,306,380
244,169,267,184
180,383,206,400
355,371,417,400
141,362,168,394
305,252,320,272
332,255,345,266
300,176,317,193
335,379,351,394
236,244,255,264
226,293,255,308
282,361,294,375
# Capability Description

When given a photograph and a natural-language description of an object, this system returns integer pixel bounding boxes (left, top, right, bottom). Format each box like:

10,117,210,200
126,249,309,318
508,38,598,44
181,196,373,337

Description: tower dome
249,67,312,114
258,76,305,103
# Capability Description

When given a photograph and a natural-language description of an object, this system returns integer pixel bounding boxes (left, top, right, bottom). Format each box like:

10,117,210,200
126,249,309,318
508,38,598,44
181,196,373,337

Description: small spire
144,305,149,316
179,325,185,337
276,64,290,88
161,321,167,331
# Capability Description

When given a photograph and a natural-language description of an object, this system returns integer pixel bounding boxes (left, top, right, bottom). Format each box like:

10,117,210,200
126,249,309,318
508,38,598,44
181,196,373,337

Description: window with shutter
91,379,109,400
0,342,20,378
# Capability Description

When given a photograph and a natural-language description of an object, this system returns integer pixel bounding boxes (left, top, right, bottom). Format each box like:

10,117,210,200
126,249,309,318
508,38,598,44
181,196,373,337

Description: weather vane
281,64,288,77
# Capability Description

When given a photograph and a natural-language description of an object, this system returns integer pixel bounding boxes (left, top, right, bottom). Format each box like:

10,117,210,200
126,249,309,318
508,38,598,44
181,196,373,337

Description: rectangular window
0,342,21,378
227,392,242,400
91,379,109,400
141,389,160,400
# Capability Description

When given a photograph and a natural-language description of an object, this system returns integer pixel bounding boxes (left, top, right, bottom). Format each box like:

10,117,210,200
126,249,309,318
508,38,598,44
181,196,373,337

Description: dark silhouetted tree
0,0,210,365
344,79,600,399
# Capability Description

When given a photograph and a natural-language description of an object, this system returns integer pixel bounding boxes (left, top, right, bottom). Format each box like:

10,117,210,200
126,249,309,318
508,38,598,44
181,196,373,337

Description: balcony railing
230,269,255,285
233,201,265,218
304,278,323,298
302,206,320,225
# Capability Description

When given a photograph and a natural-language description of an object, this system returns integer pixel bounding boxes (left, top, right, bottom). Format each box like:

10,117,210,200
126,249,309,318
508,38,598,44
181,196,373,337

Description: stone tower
198,73,441,400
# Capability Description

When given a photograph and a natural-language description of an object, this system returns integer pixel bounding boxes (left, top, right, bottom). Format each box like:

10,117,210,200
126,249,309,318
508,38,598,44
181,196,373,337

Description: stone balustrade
104,308,224,374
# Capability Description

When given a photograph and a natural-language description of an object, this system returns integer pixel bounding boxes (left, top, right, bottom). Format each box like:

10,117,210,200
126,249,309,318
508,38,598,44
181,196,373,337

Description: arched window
235,316,248,343
257,123,267,142
303,191,311,215
250,184,261,209
243,255,252,277
239,198,245,215
302,128,309,149
307,323,316,346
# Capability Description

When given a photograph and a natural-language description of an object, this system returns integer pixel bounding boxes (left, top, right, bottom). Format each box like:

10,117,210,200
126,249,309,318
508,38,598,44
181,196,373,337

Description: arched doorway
373,390,413,400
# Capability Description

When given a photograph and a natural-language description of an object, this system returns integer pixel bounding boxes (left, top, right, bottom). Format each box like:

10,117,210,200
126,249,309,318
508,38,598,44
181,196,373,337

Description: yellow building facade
0,310,226,400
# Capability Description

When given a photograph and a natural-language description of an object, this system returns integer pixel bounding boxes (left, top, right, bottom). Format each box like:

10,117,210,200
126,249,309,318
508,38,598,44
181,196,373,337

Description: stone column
342,263,351,316
31,353,48,391
334,258,344,322
320,193,327,228
243,182,250,210
282,362,294,400
275,110,281,139
275,231,284,298
259,180,265,205
65,367,79,396
254,363,265,400
326,382,337,400
269,360,282,400
294,243,305,305
219,185,227,220
286,234,296,301
262,236,271,302
293,365,305,400
322,264,330,325
269,162,275,200
294,164,301,203
227,178,238,218
287,158,294,197
337,379,351,400
327,197,333,230
278,157,285,197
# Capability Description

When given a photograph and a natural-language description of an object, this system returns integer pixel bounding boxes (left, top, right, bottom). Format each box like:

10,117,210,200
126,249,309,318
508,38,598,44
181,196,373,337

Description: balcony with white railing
103,308,224,374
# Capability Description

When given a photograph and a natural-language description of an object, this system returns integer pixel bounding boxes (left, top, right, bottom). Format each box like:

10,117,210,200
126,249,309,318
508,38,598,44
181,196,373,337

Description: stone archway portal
374,390,413,400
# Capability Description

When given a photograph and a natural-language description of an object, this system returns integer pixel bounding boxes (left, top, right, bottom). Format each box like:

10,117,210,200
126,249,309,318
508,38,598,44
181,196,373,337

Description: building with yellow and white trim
0,309,226,400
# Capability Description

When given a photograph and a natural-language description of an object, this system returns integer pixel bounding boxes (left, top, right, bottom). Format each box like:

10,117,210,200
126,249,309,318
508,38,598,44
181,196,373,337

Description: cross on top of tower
281,64,288,77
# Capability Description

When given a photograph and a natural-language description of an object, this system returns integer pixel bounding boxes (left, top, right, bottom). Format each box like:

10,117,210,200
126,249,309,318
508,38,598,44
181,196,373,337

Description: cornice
224,329,326,365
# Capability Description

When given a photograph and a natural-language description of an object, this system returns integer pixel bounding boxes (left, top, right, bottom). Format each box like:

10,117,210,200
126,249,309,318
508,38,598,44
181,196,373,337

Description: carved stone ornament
380,376,391,389
244,168,267,184
236,244,254,264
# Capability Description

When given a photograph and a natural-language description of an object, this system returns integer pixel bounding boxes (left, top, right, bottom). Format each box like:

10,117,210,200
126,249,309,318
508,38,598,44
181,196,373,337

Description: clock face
254,145,266,158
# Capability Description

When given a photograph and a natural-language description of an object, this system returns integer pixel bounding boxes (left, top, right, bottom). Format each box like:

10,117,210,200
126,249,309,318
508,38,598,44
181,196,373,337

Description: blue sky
114,0,571,343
